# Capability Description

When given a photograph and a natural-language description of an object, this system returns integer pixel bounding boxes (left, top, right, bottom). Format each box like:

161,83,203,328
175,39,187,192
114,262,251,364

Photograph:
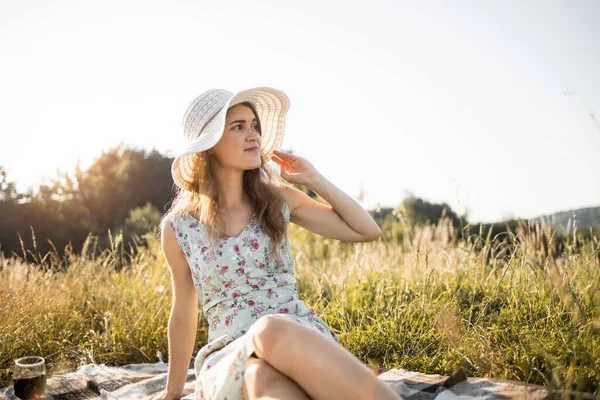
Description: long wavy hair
161,101,291,262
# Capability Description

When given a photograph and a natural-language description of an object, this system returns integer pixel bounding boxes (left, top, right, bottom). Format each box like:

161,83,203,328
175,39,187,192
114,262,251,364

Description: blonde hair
161,102,291,262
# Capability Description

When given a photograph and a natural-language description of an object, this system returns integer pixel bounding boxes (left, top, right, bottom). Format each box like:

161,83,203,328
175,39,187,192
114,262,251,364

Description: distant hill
530,205,600,230
370,202,600,232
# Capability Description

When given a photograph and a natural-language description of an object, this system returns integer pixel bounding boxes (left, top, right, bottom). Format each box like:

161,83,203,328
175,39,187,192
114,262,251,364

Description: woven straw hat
171,87,290,191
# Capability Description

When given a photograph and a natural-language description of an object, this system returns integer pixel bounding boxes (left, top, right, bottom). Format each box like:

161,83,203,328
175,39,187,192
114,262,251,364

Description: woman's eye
233,124,260,134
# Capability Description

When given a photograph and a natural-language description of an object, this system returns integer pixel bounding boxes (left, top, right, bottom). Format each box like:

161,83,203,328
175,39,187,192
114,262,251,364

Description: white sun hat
171,87,290,191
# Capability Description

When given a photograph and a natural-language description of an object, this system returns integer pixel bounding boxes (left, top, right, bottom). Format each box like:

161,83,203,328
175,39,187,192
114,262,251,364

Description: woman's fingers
276,156,299,169
272,155,291,168
273,150,296,161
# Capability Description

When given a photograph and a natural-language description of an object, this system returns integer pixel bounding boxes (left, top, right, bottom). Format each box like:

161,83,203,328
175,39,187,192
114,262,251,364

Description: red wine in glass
13,357,46,399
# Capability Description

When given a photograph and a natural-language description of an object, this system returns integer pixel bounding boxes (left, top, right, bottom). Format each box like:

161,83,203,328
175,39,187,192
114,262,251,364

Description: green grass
1,217,599,394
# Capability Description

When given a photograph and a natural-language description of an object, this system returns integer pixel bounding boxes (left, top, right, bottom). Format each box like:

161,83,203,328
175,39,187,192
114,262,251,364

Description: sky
1,0,599,223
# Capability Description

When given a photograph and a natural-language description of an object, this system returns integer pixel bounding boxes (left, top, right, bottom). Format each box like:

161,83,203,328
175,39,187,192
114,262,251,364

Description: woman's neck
214,168,250,210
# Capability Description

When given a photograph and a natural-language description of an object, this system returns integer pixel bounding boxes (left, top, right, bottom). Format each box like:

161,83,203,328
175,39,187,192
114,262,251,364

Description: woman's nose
248,130,261,143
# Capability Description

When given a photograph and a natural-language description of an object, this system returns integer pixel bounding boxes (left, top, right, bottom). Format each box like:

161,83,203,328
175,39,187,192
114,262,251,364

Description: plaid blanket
1,362,595,399
0,362,195,400
376,368,597,399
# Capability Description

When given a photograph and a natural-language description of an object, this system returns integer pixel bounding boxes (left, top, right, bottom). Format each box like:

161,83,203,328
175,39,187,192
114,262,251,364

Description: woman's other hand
271,149,320,187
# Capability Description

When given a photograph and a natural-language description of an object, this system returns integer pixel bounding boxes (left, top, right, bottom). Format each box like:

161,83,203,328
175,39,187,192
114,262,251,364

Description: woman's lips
245,148,259,153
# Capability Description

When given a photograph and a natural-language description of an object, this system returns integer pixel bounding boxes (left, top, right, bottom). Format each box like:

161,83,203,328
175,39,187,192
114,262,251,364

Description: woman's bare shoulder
160,216,188,267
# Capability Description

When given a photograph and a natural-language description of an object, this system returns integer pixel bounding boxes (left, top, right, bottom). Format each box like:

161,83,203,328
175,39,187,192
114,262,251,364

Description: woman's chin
243,159,262,170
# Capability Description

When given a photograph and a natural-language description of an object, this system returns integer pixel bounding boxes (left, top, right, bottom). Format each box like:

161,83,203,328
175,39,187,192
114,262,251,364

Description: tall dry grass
1,216,599,394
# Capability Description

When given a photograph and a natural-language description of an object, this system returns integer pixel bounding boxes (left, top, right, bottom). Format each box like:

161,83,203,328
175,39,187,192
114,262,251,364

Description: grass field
1,216,599,394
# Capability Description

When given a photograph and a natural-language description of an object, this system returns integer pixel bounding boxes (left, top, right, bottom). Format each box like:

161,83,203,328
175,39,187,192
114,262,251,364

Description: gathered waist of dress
203,283,298,316
201,273,297,312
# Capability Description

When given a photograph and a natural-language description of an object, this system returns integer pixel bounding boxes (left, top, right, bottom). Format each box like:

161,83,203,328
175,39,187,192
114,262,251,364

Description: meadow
1,216,599,395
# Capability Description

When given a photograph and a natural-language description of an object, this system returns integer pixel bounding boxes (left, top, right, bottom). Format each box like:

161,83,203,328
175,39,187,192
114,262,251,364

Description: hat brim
171,87,290,191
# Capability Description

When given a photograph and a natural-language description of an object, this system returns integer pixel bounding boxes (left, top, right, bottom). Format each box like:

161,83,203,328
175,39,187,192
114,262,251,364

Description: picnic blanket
1,361,595,399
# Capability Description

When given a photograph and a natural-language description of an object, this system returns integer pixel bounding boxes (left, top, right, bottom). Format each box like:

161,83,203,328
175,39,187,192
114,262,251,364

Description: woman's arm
272,150,382,242
159,220,199,399
282,178,382,242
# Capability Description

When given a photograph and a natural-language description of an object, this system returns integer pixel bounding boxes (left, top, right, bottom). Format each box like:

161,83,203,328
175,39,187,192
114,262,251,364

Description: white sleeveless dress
168,201,339,399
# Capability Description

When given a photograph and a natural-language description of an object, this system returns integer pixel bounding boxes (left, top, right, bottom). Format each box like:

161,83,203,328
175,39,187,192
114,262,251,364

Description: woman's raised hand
270,149,320,187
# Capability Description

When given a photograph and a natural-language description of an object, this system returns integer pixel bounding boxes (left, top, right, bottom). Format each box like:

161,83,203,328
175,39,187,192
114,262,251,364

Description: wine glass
13,357,47,400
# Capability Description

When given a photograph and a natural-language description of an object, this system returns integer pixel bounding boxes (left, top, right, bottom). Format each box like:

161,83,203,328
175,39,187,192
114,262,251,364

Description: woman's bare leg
247,315,403,400
243,354,312,400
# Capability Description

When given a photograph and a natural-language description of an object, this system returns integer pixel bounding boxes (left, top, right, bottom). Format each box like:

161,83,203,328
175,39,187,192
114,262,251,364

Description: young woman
156,88,401,400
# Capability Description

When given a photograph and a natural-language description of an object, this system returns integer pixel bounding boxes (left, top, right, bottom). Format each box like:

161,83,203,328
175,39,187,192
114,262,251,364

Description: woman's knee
248,314,297,358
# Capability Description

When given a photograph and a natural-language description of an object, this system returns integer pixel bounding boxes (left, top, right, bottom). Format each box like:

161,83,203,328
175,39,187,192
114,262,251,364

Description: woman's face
210,104,262,170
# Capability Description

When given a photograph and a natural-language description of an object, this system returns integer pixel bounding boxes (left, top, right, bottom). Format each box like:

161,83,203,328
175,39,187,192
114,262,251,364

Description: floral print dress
168,201,339,400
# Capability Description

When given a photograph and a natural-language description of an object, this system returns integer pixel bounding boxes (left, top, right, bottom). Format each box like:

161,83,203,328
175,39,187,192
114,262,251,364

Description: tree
397,193,466,229
0,166,22,203
0,145,176,259
114,201,163,249
71,143,175,234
